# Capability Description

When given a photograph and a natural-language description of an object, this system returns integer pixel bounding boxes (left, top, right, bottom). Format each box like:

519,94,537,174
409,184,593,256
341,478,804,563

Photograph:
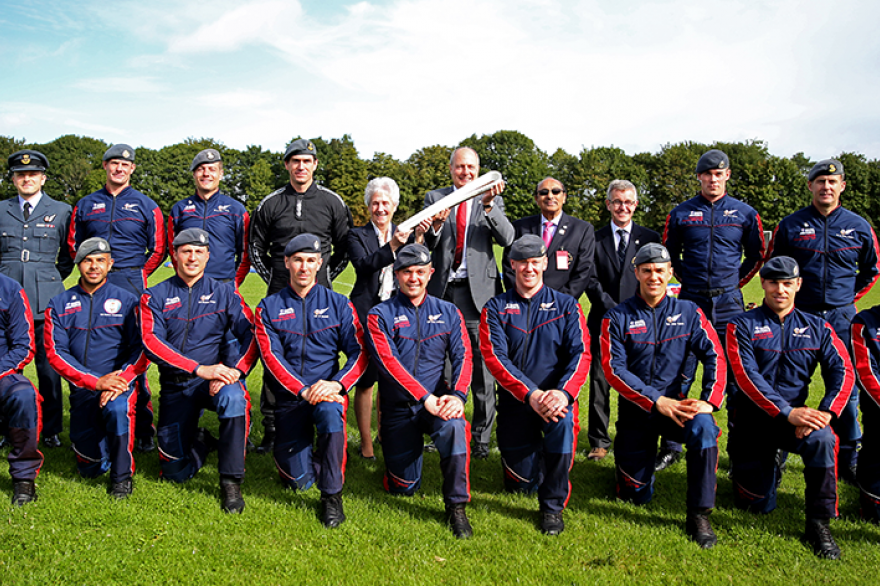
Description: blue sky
2,0,878,162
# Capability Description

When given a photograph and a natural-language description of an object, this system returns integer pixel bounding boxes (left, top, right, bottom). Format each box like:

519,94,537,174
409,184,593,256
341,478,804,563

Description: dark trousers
587,330,613,450
273,396,348,495
0,373,43,480
614,403,719,510
380,399,471,505
108,269,155,440
157,378,250,482
802,304,860,470
444,281,494,448
730,397,838,519
497,390,578,513
857,394,880,521
69,385,136,483
33,319,63,437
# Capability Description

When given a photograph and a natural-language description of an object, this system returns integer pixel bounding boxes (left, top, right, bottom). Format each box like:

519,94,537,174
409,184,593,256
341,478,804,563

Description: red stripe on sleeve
367,313,429,401
853,322,880,406
254,305,305,394
600,317,654,412
825,322,854,417
725,322,780,417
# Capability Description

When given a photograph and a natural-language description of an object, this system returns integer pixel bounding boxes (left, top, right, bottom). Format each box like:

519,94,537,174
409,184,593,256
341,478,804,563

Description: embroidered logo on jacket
393,314,410,328
164,296,181,311
539,302,556,312
89,203,106,215
753,325,773,339
277,307,296,320
627,319,647,335
217,205,231,212
837,228,856,240
723,209,739,218
792,326,811,339
500,303,520,315
199,293,216,304
313,307,329,319
103,299,122,315
665,313,684,326
122,203,139,212
427,313,445,324
684,211,703,222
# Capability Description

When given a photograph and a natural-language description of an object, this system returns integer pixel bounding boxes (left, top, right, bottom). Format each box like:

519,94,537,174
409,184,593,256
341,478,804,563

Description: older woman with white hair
347,177,426,459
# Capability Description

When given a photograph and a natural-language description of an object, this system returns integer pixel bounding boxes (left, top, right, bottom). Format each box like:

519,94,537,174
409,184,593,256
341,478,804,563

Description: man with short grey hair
585,179,660,461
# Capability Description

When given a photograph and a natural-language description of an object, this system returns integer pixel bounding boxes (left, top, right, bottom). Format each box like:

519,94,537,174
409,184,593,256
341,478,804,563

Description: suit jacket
347,222,398,324
0,194,73,316
502,212,596,300
586,222,661,331
423,187,514,311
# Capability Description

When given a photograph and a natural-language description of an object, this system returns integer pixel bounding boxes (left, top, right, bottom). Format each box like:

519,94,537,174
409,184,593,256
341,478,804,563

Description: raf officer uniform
1,150,73,446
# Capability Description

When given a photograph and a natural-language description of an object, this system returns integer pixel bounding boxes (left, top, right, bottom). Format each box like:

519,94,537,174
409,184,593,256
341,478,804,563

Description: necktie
617,230,628,268
453,201,467,269
542,221,553,248
23,202,31,220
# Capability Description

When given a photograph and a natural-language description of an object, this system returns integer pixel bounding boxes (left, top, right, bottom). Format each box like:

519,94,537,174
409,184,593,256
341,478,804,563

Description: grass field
2,260,880,585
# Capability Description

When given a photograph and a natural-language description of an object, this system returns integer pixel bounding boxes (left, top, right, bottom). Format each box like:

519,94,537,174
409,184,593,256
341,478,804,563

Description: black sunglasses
537,188,565,196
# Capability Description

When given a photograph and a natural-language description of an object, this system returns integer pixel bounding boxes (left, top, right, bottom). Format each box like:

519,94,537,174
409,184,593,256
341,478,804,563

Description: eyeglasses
537,188,565,196
610,200,637,208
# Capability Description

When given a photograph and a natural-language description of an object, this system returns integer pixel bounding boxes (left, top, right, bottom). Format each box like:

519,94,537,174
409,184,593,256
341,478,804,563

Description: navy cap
283,139,317,161
760,256,800,280
509,234,547,261
394,244,432,271
284,233,321,257
696,149,730,174
190,149,222,172
808,159,844,181
74,237,111,264
103,144,135,162
633,243,671,266
8,150,49,172
172,228,210,248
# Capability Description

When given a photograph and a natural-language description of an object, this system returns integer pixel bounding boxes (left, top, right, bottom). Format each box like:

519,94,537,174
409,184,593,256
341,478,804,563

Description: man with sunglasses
584,180,660,462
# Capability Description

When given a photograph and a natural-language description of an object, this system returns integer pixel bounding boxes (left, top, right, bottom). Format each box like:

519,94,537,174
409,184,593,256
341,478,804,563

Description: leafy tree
397,144,453,220
312,135,369,224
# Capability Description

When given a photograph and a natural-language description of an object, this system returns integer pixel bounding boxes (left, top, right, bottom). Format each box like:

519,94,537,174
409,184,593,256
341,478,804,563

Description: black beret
190,149,222,172
8,150,49,172
283,139,318,161
808,159,844,181
394,243,432,271
103,144,135,162
74,237,111,264
173,228,210,248
760,256,800,280
509,234,547,261
284,233,321,256
633,243,671,266
696,149,730,174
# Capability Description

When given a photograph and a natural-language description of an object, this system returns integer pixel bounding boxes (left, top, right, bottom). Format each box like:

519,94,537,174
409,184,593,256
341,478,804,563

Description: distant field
2,259,879,585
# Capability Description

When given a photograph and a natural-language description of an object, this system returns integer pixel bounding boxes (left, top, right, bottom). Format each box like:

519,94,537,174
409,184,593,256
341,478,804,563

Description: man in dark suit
585,180,660,461
1,150,73,449
423,147,514,459
502,177,595,299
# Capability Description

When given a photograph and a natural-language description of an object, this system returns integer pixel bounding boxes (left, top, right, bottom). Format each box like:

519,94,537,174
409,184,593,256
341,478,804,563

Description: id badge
556,250,570,270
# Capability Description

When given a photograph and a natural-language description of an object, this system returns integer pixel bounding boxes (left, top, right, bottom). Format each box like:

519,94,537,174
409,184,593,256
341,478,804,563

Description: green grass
2,262,880,585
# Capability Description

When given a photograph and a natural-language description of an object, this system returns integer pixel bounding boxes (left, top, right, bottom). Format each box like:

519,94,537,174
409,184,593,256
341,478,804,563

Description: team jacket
767,205,880,309
249,183,353,289
727,304,853,419
601,294,726,412
255,283,366,397
0,273,36,380
140,275,257,377
168,191,251,286
45,281,148,390
479,285,590,403
852,306,880,407
69,186,167,276
663,193,765,292
366,293,471,405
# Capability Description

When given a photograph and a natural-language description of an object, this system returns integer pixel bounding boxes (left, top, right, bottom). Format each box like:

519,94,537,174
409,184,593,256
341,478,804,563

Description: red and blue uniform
255,284,365,494
168,192,251,286
727,305,853,519
366,293,471,505
768,204,880,469
140,276,257,482
480,284,590,513
69,185,167,441
0,273,42,481
45,282,147,483
601,294,725,510
851,306,880,521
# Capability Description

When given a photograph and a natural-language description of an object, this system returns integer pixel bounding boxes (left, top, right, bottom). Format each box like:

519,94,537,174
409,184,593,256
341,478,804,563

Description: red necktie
453,201,467,269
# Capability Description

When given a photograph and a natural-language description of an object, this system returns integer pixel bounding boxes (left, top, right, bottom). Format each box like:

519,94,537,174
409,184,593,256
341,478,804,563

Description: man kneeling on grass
727,256,853,559
601,243,725,548
366,244,474,538
46,238,148,499
140,228,258,513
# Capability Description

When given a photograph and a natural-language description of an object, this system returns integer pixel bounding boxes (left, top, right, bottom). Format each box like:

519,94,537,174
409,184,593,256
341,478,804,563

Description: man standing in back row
767,159,880,483
423,146,514,459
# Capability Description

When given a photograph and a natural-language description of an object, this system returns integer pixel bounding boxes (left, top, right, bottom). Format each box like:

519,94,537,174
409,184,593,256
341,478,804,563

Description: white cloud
71,77,167,93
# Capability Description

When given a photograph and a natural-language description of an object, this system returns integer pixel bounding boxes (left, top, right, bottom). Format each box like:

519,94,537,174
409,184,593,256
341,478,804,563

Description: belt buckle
20,249,29,262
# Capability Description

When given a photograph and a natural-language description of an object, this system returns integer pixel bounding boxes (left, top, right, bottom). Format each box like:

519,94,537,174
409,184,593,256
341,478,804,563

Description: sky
1,0,878,163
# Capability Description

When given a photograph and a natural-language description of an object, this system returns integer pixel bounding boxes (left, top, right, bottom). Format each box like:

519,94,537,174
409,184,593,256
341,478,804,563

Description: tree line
2,132,878,233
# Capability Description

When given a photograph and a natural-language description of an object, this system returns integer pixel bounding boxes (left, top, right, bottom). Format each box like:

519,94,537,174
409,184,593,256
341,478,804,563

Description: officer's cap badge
21,154,30,164
828,164,836,173
420,252,428,262
123,150,131,159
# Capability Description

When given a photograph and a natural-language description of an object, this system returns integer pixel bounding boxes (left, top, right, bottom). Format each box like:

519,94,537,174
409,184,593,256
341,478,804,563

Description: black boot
220,477,245,514
685,510,717,549
320,492,346,528
445,503,473,539
804,518,840,559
